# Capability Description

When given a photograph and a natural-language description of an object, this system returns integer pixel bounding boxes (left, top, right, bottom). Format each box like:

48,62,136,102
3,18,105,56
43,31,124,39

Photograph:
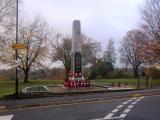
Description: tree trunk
24,68,29,83
133,67,139,78
65,68,70,80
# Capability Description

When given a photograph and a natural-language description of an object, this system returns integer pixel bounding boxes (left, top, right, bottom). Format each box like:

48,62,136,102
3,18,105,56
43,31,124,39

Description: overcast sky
21,0,144,66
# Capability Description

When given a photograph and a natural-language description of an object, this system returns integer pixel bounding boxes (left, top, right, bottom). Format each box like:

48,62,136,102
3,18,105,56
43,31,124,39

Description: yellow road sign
12,43,27,49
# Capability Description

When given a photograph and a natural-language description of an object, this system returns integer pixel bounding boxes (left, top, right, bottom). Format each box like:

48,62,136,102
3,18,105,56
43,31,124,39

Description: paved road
0,95,160,120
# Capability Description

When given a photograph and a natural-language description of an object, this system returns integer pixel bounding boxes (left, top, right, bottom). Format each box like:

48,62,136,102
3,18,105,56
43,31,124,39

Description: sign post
15,0,19,99
14,0,28,99
12,43,28,99
12,43,27,49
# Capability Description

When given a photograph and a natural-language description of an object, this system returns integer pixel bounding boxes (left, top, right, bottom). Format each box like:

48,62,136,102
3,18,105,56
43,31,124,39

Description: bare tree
51,35,72,80
51,34,101,79
120,30,146,78
0,0,16,61
140,0,160,62
0,0,15,25
17,17,52,83
81,34,101,65
0,1,55,82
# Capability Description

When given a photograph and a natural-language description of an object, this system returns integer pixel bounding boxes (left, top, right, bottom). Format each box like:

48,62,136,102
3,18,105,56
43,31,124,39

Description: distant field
0,79,160,98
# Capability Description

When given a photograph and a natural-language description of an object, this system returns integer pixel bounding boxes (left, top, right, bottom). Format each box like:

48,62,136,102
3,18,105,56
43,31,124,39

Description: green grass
92,79,137,84
92,79,160,89
0,79,160,98
92,79,138,88
0,80,63,98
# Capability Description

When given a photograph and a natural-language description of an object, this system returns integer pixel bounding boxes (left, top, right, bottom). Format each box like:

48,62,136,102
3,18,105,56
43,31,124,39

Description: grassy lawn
0,80,63,98
92,79,137,84
0,79,160,98
92,79,138,88
92,79,160,88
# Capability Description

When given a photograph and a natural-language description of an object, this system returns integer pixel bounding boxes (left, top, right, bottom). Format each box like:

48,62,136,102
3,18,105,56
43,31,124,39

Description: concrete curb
4,88,136,99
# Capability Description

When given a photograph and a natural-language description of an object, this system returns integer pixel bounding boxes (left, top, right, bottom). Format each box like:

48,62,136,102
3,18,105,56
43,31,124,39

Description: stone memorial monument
64,20,90,87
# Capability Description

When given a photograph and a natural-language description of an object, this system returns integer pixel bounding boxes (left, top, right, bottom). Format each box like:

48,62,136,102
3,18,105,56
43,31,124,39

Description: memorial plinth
64,20,90,87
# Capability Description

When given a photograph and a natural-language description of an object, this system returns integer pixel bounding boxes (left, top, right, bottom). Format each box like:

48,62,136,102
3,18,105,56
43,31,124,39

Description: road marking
135,99,141,102
139,96,144,100
91,96,145,120
112,108,119,113
122,101,128,105
117,105,124,109
127,99,133,102
131,102,137,105
119,114,127,118
132,97,137,100
0,115,13,120
6,97,130,112
135,96,145,102
7,94,159,113
91,96,147,120
123,108,131,113
128,105,134,109
104,113,114,119
127,97,137,102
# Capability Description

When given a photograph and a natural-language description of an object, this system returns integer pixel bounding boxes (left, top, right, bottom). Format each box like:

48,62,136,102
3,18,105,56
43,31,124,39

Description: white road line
122,101,128,105
127,99,133,102
139,96,144,100
0,115,13,120
112,108,119,113
119,114,127,118
104,113,114,119
131,102,137,105
117,105,124,109
94,113,127,120
92,96,145,120
135,99,141,102
123,108,131,113
132,97,137,100
135,96,145,102
128,105,134,109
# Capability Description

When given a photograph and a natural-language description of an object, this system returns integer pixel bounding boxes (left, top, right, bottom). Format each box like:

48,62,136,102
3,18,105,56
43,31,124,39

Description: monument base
64,80,90,87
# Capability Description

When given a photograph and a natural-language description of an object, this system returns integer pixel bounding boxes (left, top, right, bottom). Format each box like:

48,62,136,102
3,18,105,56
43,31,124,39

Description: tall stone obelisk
71,20,84,80
64,20,90,87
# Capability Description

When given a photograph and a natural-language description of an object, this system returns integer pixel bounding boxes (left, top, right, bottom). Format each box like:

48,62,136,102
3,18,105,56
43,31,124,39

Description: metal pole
15,0,19,99
138,77,140,89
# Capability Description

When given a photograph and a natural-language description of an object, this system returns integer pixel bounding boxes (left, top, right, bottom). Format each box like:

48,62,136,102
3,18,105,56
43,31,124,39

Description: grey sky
21,0,144,66
22,0,143,48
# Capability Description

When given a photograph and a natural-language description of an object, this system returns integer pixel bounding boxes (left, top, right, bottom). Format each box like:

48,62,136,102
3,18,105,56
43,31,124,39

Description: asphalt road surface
0,95,160,120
